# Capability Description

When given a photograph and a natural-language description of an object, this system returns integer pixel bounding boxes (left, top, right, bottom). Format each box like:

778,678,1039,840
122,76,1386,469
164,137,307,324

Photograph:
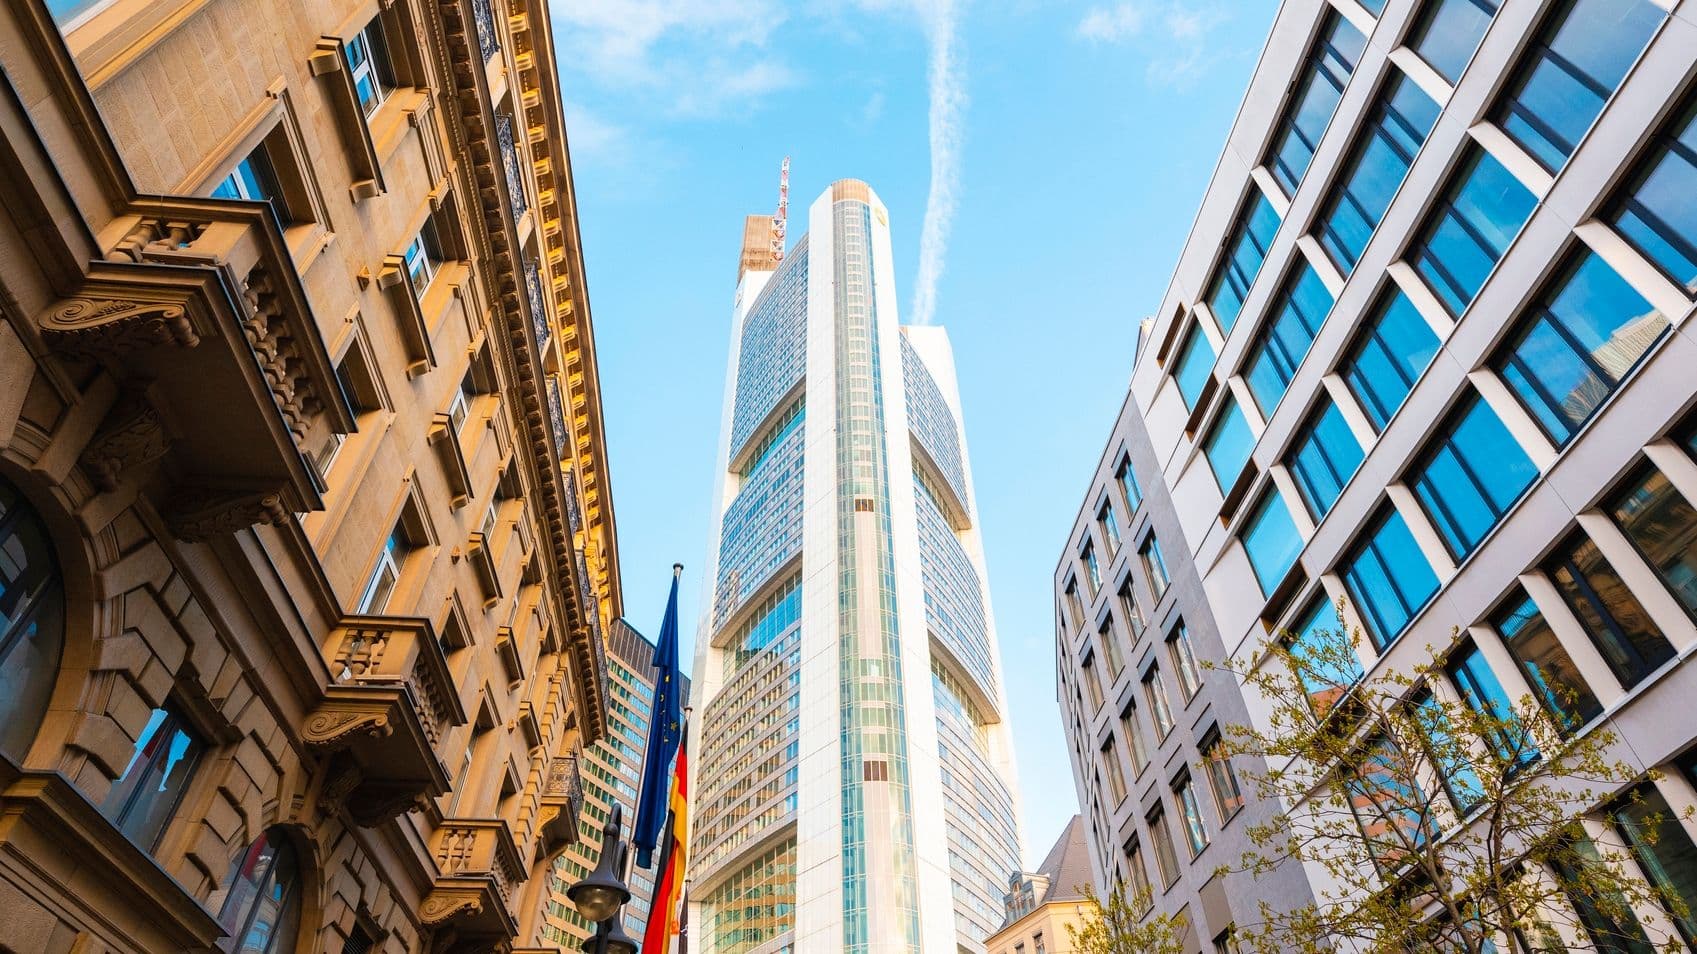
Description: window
1123,834,1154,911
1342,288,1441,432
1064,580,1084,631
1415,687,1486,814
1551,834,1656,953
1614,784,1697,944
1346,735,1435,870
1493,0,1664,172
1265,11,1367,196
1446,641,1535,764
1409,0,1500,85
1102,736,1128,804
1408,394,1539,560
1141,536,1170,600
1244,491,1303,596
0,476,64,761
1545,531,1674,689
101,707,204,849
213,146,280,205
1201,730,1245,823
1286,598,1362,715
1206,190,1283,332
1494,251,1667,447
1034,933,1046,954
1082,542,1102,596
348,16,396,116
1609,465,1697,619
404,219,446,293
1610,98,1697,293
1117,455,1143,512
1174,773,1210,857
1118,581,1146,639
1099,501,1121,553
1341,507,1441,649
1245,263,1335,416
1167,622,1203,701
1081,651,1105,713
358,524,413,614
449,368,474,433
1148,806,1182,887
1203,399,1255,491
1099,617,1125,678
1174,326,1217,411
1144,666,1175,740
1491,591,1601,733
1119,699,1149,773
1409,146,1537,316
1287,400,1364,519
213,829,302,954
1317,73,1442,271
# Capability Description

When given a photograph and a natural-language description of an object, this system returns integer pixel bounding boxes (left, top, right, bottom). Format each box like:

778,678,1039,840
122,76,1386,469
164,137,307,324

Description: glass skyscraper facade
691,180,1022,953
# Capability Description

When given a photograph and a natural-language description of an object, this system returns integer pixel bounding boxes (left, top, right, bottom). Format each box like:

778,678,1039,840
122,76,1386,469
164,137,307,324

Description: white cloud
859,90,886,127
1076,3,1148,42
909,0,966,328
1074,1,1231,89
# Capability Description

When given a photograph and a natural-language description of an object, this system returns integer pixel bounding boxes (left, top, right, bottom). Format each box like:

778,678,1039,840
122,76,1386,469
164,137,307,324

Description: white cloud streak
1075,1,1231,88
910,0,966,328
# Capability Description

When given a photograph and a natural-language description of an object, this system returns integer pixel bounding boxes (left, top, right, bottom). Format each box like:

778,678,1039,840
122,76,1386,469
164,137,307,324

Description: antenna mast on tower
771,156,790,263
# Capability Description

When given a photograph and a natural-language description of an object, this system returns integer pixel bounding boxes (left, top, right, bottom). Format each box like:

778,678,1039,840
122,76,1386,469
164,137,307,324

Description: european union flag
633,564,683,869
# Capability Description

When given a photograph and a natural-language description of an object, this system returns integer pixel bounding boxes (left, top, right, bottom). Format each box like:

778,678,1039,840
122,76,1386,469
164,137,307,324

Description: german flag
642,725,688,953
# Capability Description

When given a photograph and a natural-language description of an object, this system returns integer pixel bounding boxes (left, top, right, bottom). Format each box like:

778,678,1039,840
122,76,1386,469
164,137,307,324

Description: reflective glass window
1491,591,1602,733
1243,492,1302,595
1409,147,1537,316
1551,836,1655,953
1609,465,1697,619
1494,0,1664,172
1341,507,1440,649
1409,0,1501,85
1245,263,1335,416
1445,642,1535,763
1318,73,1442,271
1266,12,1367,196
1545,531,1675,689
1174,327,1216,411
1144,665,1175,740
1142,536,1170,600
1341,288,1440,432
1408,394,1539,559
101,707,204,849
1286,598,1362,715
1148,807,1181,887
1117,455,1143,512
1610,97,1697,293
1613,785,1697,944
1206,191,1283,332
1174,774,1210,857
1494,251,1667,447
213,830,302,954
1201,731,1245,822
1287,400,1364,519
1168,622,1203,700
0,477,64,761
1203,399,1254,491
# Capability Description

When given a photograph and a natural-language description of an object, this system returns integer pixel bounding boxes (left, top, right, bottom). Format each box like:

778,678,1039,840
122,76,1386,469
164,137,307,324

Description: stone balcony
421,819,527,941
304,616,467,825
534,754,583,862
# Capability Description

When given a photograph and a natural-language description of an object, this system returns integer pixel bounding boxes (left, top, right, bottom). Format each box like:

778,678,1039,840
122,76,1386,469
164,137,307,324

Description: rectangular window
1494,0,1664,172
1265,11,1367,196
1203,399,1255,491
1144,665,1175,740
1065,581,1084,631
1118,455,1143,512
1408,394,1539,560
1614,784,1697,944
1341,288,1441,433
1141,536,1170,600
1609,465,1697,620
212,146,280,205
1551,835,1656,952
1545,531,1675,689
1416,689,1485,812
1317,72,1442,271
348,16,396,116
1081,650,1105,713
1610,98,1697,293
1346,735,1436,870
1120,700,1149,773
1342,506,1441,649
1245,263,1336,416
404,218,446,294
1082,542,1102,596
1446,641,1536,764
1287,400,1365,519
1287,598,1363,715
1099,501,1121,553
358,524,412,614
1099,617,1125,678
1124,835,1154,911
1174,326,1217,411
100,706,203,849
1409,146,1537,316
1409,0,1500,85
449,368,474,433
1102,736,1128,804
1148,807,1182,887
1243,491,1303,595
1118,581,1146,639
1494,251,1667,447
1201,730,1245,823
1206,190,1283,332
1174,773,1210,857
1168,622,1203,701
1491,590,1602,733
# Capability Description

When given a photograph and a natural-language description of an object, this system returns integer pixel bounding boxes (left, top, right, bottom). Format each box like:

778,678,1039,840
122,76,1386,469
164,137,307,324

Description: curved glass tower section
691,181,1022,953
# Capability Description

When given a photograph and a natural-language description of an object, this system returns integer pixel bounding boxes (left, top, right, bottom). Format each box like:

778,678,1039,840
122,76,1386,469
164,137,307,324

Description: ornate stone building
0,0,618,950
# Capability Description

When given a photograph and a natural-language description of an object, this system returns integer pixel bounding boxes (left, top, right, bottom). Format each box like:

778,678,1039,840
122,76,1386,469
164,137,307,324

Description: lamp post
568,802,638,954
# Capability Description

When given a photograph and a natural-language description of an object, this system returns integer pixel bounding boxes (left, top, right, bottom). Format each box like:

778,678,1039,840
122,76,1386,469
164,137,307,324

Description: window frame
1339,504,1441,650
1405,391,1540,561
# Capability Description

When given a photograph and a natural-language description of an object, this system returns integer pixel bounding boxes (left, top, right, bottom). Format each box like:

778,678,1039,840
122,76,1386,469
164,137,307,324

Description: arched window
0,475,65,761
213,829,302,954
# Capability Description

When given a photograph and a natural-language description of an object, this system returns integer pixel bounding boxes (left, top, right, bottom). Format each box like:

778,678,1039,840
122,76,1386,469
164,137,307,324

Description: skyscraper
690,179,1023,953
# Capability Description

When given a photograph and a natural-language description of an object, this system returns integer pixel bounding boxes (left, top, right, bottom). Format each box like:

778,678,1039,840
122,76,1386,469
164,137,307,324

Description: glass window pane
1287,400,1365,519
1318,73,1442,271
1287,598,1362,714
0,476,65,761
1446,642,1535,763
1207,191,1283,331
1609,466,1697,619
101,707,203,849
1545,532,1675,688
1342,507,1440,648
1118,456,1143,511
1245,263,1336,416
1494,0,1664,171
1174,327,1216,411
1611,98,1697,294
1410,0,1501,85
1551,836,1656,953
1614,785,1697,944
1342,288,1440,432
1494,251,1667,447
1410,147,1537,316
1266,12,1367,195
1492,591,1602,732
1203,400,1255,490
1169,623,1203,699
1244,492,1302,595
1409,395,1539,559
1175,776,1210,856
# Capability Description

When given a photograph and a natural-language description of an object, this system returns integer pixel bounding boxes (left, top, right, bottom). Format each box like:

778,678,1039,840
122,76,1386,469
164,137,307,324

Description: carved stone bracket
346,781,431,827
40,296,199,360
420,889,484,926
242,265,324,452
80,393,171,491
165,485,291,542
302,709,393,749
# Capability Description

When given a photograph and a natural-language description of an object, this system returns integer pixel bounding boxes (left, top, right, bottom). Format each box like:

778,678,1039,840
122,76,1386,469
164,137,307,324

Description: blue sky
549,0,1278,866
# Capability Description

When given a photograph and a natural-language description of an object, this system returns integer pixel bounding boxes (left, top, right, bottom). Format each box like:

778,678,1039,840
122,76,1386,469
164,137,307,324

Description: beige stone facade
0,0,618,950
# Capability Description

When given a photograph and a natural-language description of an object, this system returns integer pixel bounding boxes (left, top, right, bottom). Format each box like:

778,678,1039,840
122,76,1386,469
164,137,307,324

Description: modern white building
688,179,1023,953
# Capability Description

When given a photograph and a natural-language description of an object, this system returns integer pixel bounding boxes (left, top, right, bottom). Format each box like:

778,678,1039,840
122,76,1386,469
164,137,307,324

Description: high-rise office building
1058,0,1697,946
689,179,1023,953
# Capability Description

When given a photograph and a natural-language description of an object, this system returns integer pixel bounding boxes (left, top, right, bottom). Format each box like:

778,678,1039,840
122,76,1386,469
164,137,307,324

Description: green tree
1068,881,1188,954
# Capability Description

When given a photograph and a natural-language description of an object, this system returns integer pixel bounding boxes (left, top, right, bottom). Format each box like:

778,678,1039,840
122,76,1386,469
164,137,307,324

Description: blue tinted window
1244,492,1302,595
1206,191,1282,332
1446,642,1536,764
1495,0,1664,171
1492,591,1603,733
1318,74,1441,271
1245,263,1335,415
1545,531,1674,689
1410,148,1537,316
1611,99,1697,293
1359,0,1388,13
1267,12,1367,195
1203,399,1255,491
1174,327,1216,411
1409,394,1539,559
1342,507,1440,649
1287,401,1364,519
1494,252,1667,447
1287,598,1362,714
1410,0,1500,85
1342,289,1440,432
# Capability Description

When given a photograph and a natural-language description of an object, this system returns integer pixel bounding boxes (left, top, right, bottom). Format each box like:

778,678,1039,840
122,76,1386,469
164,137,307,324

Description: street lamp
568,802,637,954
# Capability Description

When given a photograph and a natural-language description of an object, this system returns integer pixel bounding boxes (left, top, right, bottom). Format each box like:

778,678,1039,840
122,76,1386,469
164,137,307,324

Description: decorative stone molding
80,394,170,491
242,264,325,452
302,709,392,748
165,485,291,541
420,889,484,925
40,296,199,360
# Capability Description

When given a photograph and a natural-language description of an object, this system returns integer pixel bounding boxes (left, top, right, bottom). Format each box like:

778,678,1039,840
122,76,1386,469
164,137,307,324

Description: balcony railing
471,0,500,62
525,257,549,352
497,111,527,222
422,819,526,939
536,754,583,860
